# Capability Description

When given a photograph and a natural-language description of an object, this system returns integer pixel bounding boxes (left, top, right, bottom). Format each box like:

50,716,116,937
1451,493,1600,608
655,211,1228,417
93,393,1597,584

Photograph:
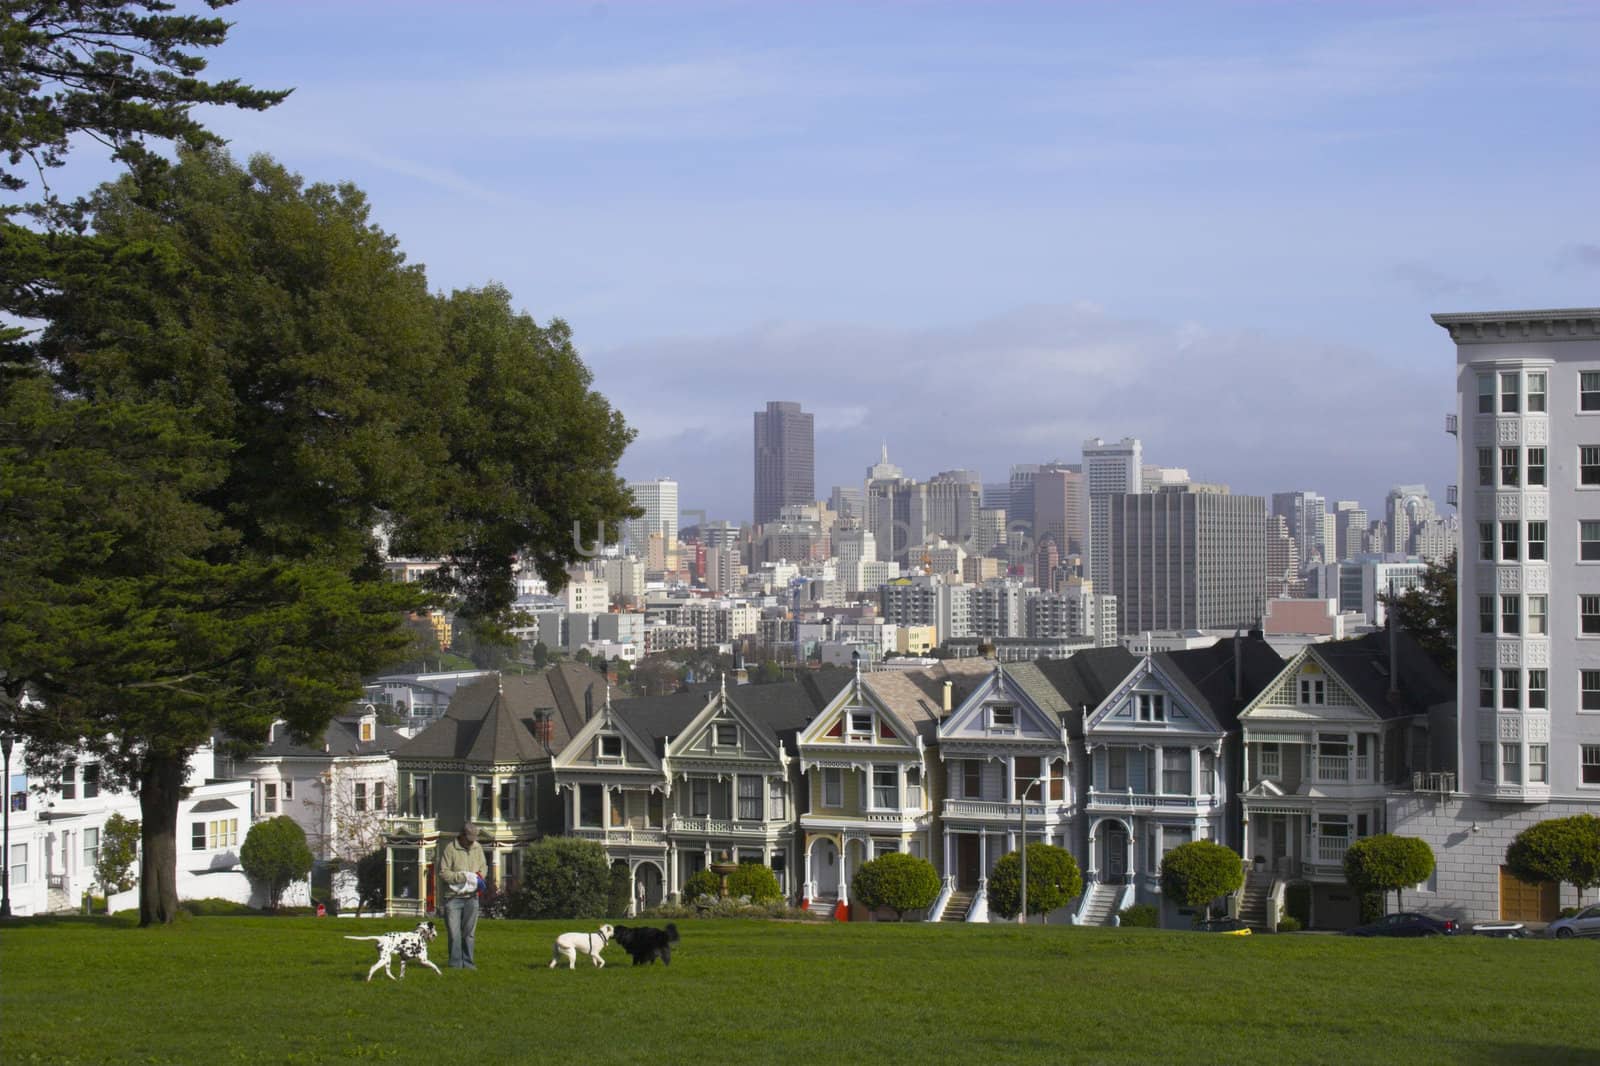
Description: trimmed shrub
607,861,632,919
681,869,722,902
181,898,258,917
726,862,784,904
354,850,386,915
1118,903,1159,928
647,897,820,921
852,853,940,920
1159,840,1244,919
239,816,313,909
1506,815,1600,897
988,844,1083,921
1276,914,1302,932
1343,834,1435,912
509,837,610,919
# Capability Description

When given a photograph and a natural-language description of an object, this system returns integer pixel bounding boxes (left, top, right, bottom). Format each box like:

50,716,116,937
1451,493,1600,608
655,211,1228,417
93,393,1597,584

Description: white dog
549,924,613,969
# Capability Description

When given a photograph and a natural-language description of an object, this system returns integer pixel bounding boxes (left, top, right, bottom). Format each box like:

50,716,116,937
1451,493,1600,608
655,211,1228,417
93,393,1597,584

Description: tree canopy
510,837,611,919
851,852,940,920
987,843,1082,921
1343,834,1436,913
239,815,312,909
1381,555,1456,674
1159,840,1244,920
1505,815,1600,896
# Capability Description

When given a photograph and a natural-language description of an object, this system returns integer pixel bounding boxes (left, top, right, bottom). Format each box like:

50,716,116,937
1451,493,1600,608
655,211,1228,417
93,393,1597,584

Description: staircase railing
1267,879,1287,933
929,875,955,922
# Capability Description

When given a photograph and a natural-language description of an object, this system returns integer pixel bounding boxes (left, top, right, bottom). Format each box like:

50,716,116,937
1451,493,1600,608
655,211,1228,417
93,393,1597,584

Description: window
1109,748,1129,790
1583,446,1600,485
1300,678,1325,705
963,760,982,799
1259,743,1281,778
360,720,374,742
1501,523,1519,561
1530,745,1548,784
282,779,293,801
848,712,872,736
1528,447,1546,487
1477,448,1493,487
1529,595,1548,635
1585,522,1600,561
263,782,278,814
83,827,99,870
768,778,786,820
692,779,710,817
906,766,923,807
498,779,517,821
715,723,738,747
599,735,623,759
354,782,368,812
475,778,492,821
1479,669,1495,708
1501,668,1520,709
1584,372,1600,412
1501,448,1519,487
872,765,897,808
737,775,761,820
1013,756,1040,800
1136,693,1166,722
1478,374,1494,414
822,768,842,808
60,761,75,800
82,763,99,799
411,776,431,817
1479,596,1494,634
1501,595,1520,635
373,782,384,811
1502,744,1522,785
579,784,603,826
1584,671,1600,711
1162,749,1191,794
1480,742,1495,785
1478,522,1495,561
1528,522,1547,561
990,705,1015,728
1048,760,1064,801
1528,372,1547,412
191,822,206,850
1583,595,1600,635
1586,746,1600,785
1500,372,1520,413
1528,669,1547,709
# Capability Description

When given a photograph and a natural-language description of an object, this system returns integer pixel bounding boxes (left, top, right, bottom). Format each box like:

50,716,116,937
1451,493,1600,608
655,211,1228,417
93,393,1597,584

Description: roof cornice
1432,308,1600,344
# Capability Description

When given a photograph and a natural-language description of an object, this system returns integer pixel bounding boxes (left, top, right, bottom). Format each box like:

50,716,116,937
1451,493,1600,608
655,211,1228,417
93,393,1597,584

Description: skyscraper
623,478,679,559
753,401,814,526
1084,436,1143,591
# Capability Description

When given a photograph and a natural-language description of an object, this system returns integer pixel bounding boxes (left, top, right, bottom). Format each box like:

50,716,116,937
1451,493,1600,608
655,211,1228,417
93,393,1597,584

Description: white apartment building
623,478,679,558
1389,307,1600,923
1084,436,1143,591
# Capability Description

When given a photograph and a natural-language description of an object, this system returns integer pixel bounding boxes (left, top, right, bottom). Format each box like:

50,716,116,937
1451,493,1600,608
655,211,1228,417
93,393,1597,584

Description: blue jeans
444,895,479,967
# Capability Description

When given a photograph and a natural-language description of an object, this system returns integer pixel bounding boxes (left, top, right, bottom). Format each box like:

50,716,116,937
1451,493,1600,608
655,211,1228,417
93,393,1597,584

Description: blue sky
154,3,1600,520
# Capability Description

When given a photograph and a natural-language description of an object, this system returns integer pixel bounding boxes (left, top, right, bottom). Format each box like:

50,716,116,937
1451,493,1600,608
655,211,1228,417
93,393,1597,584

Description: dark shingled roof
396,662,602,763
1030,647,1141,736
611,670,854,756
245,715,408,759
1157,635,1286,731
1310,629,1453,720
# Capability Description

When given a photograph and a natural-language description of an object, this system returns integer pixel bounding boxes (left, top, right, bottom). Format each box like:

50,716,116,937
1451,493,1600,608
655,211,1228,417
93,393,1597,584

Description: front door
1105,826,1127,881
957,835,981,890
1500,866,1559,921
812,838,839,897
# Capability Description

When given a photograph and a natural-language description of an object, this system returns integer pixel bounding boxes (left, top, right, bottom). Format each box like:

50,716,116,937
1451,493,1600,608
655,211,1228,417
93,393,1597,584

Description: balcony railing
1446,484,1458,507
385,815,437,839
668,815,769,836
1087,789,1206,810
942,799,1050,820
1316,837,1349,864
1317,755,1349,781
1445,413,1458,435
1411,771,1458,794
570,826,668,845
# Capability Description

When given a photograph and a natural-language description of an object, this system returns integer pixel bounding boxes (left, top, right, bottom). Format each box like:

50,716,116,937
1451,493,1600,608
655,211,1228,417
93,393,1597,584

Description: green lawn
2,915,1596,1065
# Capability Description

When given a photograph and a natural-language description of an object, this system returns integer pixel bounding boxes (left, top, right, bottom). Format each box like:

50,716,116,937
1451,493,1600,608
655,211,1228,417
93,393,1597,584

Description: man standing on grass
440,823,487,970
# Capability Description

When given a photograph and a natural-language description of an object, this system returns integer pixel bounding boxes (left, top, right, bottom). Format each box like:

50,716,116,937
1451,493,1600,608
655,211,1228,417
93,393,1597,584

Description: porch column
1152,824,1164,875
1190,748,1201,799
1243,740,1252,790
384,844,394,914
1154,746,1165,795
978,831,987,880
1125,828,1136,881
802,837,812,898
600,786,611,831
1086,823,1099,880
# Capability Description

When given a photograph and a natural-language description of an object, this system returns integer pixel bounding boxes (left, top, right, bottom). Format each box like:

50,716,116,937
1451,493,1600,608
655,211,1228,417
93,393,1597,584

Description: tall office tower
925,470,982,545
982,482,1011,512
623,478,679,558
830,485,865,524
1007,464,1042,532
1265,514,1305,599
1084,436,1144,592
1036,535,1061,592
863,444,907,562
753,401,814,526
1384,484,1437,555
1034,465,1085,556
971,508,1007,555
1271,490,1332,569
1104,486,1266,635
1333,501,1367,562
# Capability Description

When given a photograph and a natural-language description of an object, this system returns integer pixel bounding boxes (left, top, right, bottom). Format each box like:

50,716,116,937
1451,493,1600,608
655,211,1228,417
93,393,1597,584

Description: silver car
1546,904,1600,939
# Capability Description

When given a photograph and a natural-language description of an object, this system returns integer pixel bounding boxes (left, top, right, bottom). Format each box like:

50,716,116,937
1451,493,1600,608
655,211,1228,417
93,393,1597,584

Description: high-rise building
753,401,814,526
1084,436,1143,591
1384,484,1437,555
1034,465,1085,557
1104,486,1266,635
1006,464,1041,532
624,478,679,558
1271,490,1332,568
1265,514,1305,599
1333,501,1367,562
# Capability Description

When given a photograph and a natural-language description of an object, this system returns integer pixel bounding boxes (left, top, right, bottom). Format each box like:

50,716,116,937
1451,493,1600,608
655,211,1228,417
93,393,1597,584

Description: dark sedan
1343,912,1459,937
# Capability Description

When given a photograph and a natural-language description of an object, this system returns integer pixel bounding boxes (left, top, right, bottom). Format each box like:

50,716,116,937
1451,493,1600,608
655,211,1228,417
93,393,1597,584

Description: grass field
2,915,1597,1065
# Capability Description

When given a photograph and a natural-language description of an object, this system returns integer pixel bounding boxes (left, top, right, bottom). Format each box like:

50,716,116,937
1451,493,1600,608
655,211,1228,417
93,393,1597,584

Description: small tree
726,862,784,904
1160,840,1244,920
681,868,722,902
240,816,313,909
95,813,141,898
1342,835,1435,913
851,852,940,920
1506,815,1600,901
988,844,1083,921
509,837,610,919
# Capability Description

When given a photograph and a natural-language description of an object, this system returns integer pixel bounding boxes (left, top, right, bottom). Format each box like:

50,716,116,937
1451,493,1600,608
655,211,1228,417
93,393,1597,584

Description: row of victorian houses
372,630,1469,930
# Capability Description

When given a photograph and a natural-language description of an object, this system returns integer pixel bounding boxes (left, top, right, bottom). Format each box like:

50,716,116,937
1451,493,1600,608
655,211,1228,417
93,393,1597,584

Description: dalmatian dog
549,924,613,969
346,921,443,982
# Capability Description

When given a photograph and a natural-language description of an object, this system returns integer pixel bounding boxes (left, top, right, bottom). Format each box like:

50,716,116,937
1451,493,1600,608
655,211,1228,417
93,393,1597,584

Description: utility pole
1,729,13,918
1018,776,1040,925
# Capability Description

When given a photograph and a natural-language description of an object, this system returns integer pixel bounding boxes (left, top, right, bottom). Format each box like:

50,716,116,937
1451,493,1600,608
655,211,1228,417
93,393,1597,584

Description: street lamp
1,729,13,918
1017,776,1042,925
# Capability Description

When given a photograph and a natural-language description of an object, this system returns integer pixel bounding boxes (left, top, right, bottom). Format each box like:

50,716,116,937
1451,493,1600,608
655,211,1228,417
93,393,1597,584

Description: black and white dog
346,921,443,982
613,923,680,966
550,924,614,969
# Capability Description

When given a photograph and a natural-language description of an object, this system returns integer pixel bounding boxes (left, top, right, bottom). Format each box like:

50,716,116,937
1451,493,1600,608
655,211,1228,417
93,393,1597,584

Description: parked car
1470,921,1526,938
1546,905,1600,939
1343,912,1459,937
1194,918,1252,935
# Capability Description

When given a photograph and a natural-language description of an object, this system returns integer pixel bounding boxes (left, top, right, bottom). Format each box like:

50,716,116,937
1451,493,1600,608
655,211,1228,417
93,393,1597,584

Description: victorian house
1238,629,1453,929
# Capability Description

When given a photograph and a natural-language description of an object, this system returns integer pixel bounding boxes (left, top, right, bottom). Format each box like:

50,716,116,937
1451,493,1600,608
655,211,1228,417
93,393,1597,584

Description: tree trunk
137,752,185,926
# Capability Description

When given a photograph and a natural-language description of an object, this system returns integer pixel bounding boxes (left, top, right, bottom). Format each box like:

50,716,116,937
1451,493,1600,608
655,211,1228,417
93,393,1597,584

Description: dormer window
1136,694,1166,722
990,705,1015,729
598,735,623,760
715,723,738,748
848,712,873,737
1300,678,1325,706
360,719,375,742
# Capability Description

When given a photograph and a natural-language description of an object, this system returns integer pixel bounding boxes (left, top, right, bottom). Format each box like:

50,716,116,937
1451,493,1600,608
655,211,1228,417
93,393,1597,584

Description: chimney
533,710,554,746
1233,629,1244,701
942,681,953,714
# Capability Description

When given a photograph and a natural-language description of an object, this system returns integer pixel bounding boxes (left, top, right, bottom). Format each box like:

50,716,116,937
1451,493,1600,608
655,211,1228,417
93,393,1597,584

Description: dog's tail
665,922,680,943
344,936,382,942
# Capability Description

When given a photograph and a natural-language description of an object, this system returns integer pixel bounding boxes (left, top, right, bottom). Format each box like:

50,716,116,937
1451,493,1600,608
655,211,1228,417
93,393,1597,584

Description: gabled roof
1307,629,1453,720
608,671,852,758
1156,635,1286,731
863,660,992,741
1029,648,1141,737
238,713,407,760
938,663,1069,743
396,662,602,764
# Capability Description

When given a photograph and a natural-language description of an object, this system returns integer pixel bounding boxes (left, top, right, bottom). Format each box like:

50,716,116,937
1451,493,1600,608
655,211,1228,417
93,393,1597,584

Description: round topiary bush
1158,840,1244,920
987,843,1083,921
726,862,784,903
852,852,940,920
239,815,313,909
1342,834,1435,912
